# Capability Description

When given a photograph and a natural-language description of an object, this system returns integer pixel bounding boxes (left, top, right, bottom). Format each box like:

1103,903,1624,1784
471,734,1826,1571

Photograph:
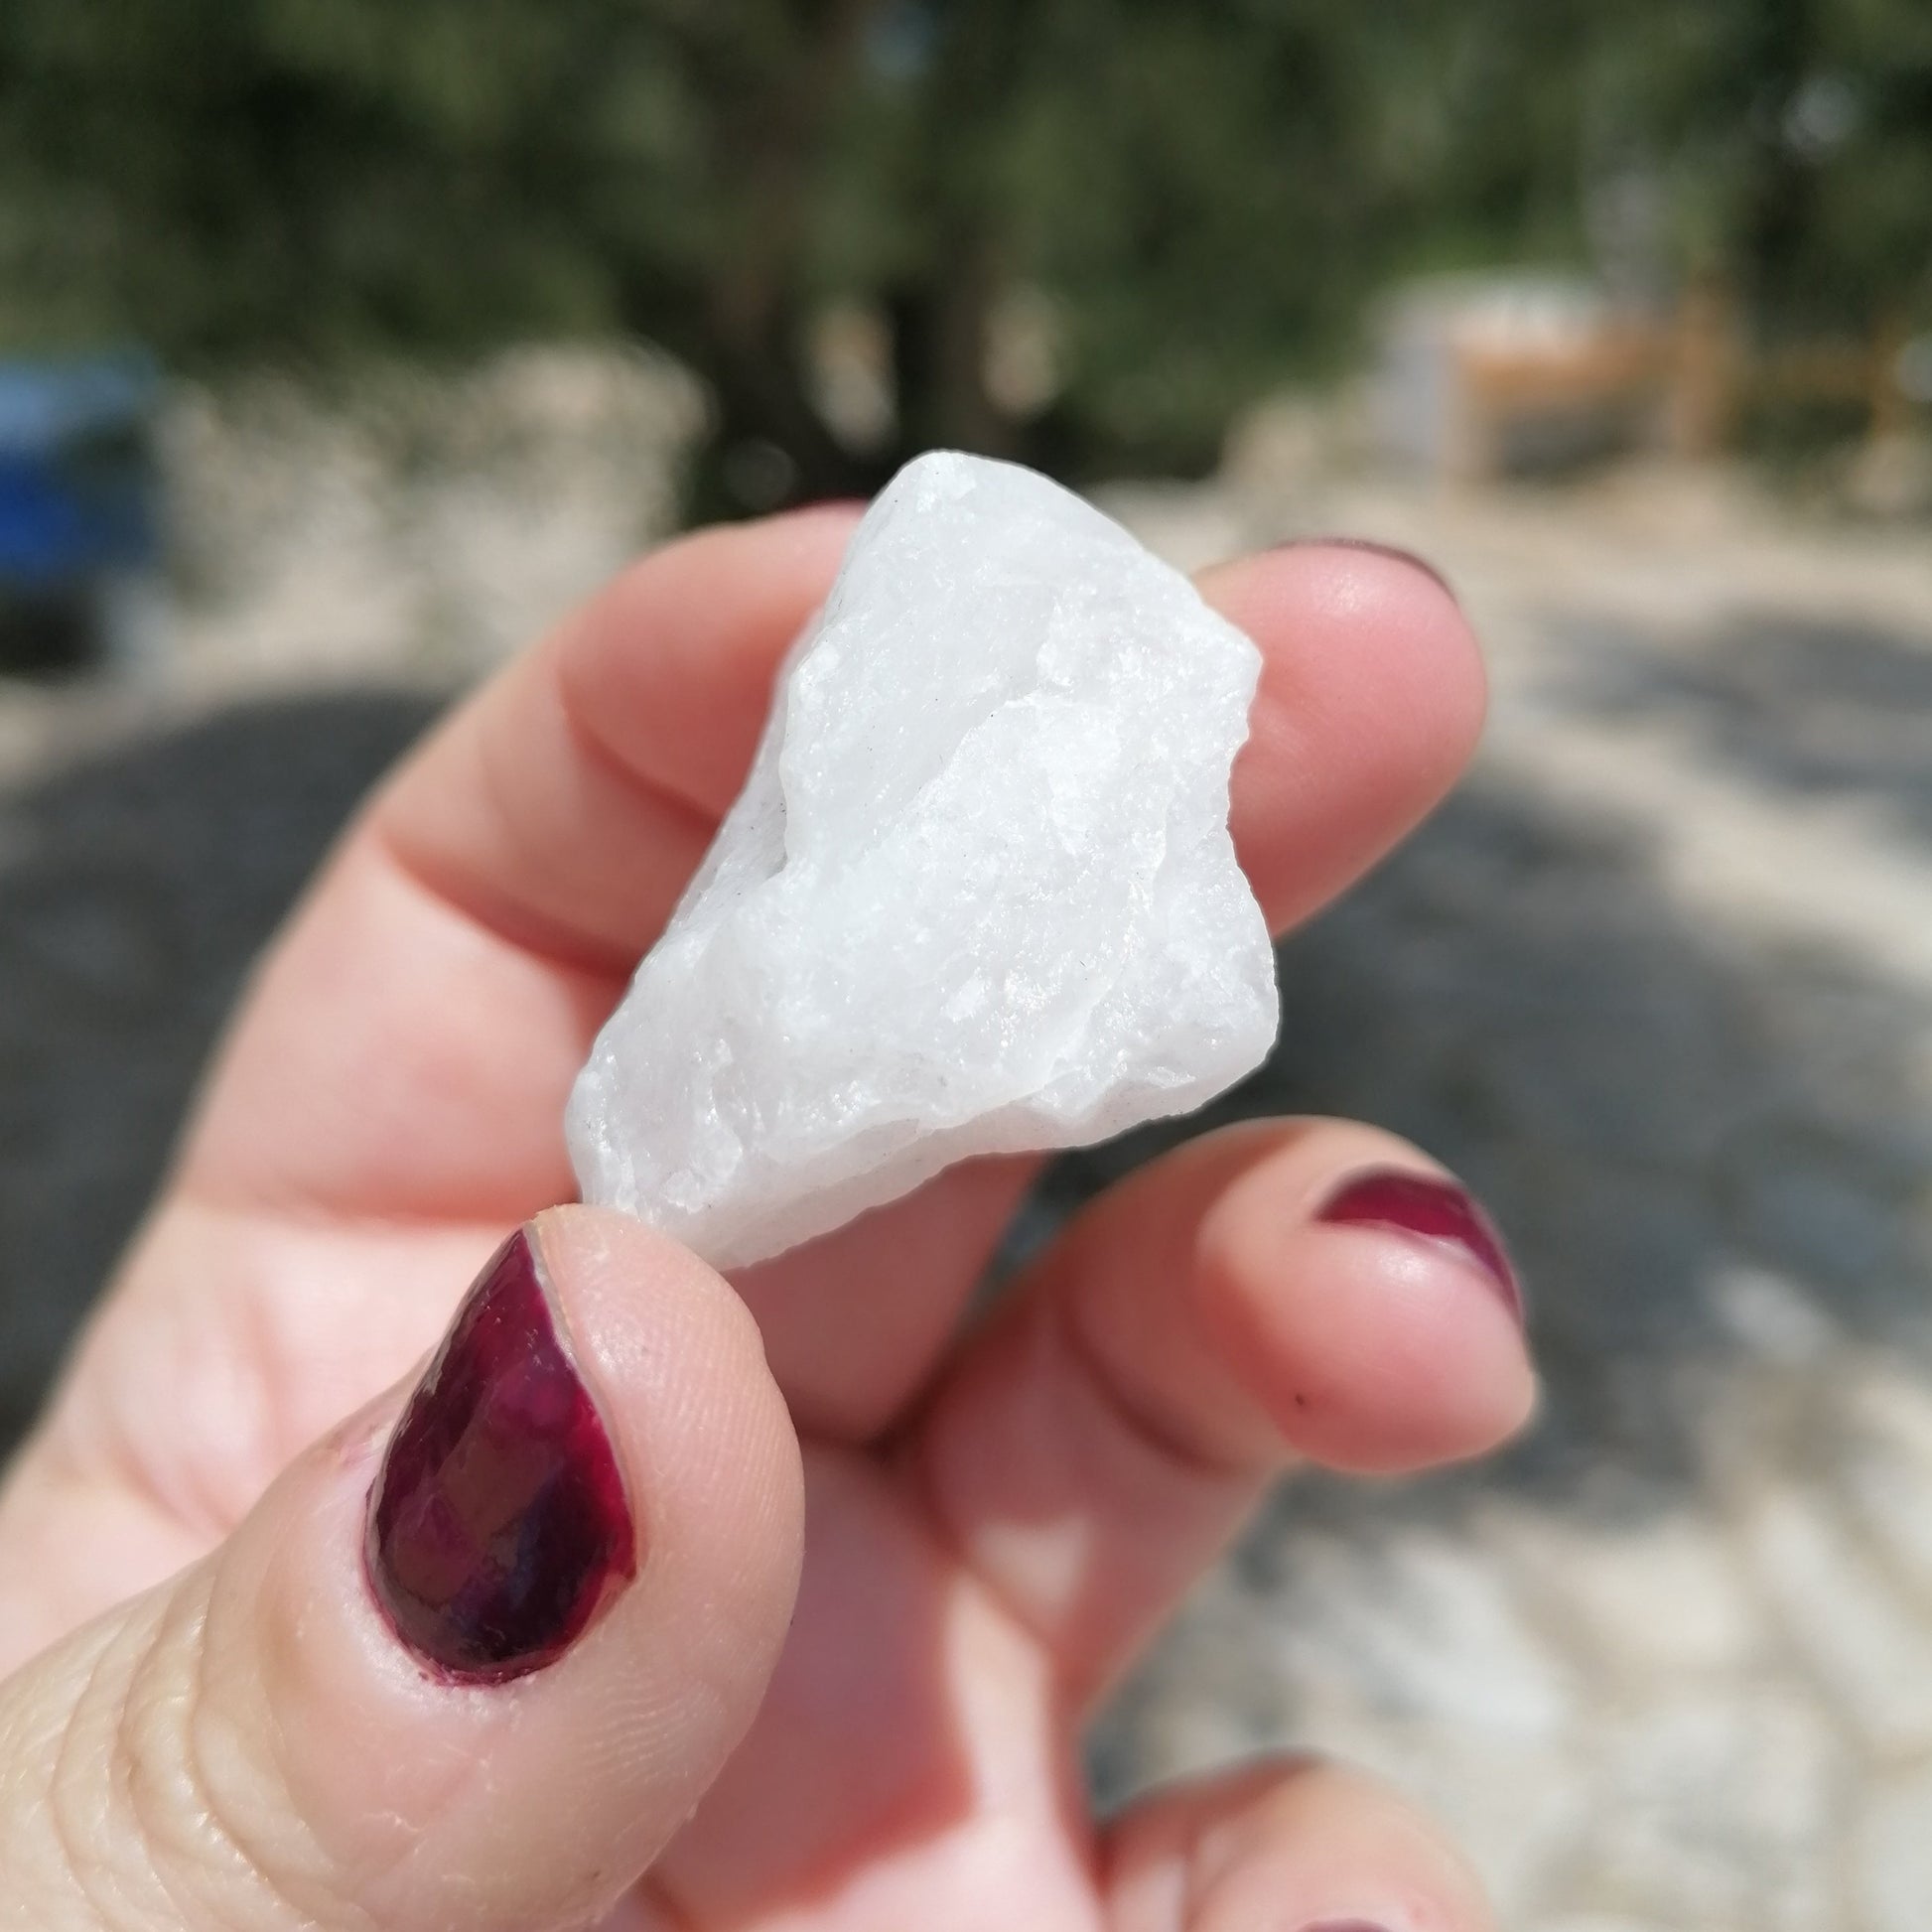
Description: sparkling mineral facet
566,451,1279,1269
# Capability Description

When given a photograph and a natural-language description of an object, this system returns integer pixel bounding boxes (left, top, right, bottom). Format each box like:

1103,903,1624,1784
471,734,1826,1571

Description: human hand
0,509,1535,1931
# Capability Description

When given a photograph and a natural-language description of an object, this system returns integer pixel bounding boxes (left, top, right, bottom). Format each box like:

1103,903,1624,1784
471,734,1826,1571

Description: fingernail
1300,1922,1396,1932
1315,1168,1522,1324
365,1227,637,1684
1273,535,1458,605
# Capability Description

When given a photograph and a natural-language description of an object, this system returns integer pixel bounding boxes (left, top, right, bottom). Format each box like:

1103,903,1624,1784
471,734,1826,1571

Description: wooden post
1669,274,1738,458
1870,310,1911,443
1445,338,1493,485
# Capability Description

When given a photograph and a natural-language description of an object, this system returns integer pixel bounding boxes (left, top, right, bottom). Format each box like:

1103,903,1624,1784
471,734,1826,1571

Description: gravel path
3,360,1930,1929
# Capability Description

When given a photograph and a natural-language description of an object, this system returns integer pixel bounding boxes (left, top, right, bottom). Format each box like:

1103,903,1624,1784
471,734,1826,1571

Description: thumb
0,1208,804,1931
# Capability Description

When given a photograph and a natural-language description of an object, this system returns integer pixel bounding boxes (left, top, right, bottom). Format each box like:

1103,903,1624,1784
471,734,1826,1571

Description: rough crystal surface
567,451,1278,1269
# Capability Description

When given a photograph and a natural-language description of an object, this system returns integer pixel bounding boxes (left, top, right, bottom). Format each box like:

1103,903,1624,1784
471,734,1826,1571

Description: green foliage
1578,0,1932,331
1,0,1926,500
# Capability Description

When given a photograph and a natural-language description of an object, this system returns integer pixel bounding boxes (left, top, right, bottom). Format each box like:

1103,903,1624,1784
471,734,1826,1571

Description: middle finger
739,540,1486,1441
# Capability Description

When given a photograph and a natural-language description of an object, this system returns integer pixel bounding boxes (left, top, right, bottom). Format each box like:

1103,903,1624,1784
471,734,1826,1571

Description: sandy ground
4,351,1932,1930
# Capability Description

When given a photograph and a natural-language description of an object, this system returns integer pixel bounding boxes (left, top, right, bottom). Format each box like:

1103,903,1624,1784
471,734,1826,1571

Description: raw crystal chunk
566,451,1278,1269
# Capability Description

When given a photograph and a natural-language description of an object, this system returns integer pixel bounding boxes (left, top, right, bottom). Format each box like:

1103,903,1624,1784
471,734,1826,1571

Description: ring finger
905,1120,1535,1707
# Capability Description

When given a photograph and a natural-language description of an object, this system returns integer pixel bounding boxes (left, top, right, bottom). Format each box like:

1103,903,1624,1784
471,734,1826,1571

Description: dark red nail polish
1316,1168,1522,1324
1273,535,1459,605
365,1228,636,1684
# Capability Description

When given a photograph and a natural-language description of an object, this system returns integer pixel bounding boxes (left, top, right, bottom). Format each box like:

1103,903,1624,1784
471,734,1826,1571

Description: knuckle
41,1572,350,1932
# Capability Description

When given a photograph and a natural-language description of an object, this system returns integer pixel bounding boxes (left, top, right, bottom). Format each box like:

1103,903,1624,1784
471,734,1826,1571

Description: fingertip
555,505,861,818
1201,540,1488,930
203,1210,804,1931
1206,536,1485,723
757,495,871,545
1196,1131,1537,1476
522,1204,806,1643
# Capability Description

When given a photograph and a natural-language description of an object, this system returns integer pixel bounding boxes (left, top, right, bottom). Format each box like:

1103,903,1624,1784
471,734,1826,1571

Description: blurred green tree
1580,0,1932,333
0,0,1924,508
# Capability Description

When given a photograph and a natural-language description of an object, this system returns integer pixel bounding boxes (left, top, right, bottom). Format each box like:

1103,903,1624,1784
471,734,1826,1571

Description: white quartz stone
566,451,1278,1268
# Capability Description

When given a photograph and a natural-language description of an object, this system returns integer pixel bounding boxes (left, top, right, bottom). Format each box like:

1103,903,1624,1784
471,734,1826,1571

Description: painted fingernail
1274,535,1458,605
1316,1168,1522,1324
365,1227,636,1684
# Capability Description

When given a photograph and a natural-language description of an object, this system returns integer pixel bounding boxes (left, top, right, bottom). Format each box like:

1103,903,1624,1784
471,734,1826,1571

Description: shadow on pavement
1555,607,1932,847
0,689,444,1449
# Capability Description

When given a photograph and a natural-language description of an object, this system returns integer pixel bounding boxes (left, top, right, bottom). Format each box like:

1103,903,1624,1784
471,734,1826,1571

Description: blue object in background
0,351,164,671
0,351,161,590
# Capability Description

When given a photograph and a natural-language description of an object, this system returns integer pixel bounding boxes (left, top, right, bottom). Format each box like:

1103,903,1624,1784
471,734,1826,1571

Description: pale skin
0,508,1536,1932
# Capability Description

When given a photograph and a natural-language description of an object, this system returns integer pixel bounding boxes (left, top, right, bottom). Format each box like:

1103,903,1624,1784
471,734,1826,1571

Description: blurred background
1,4,1930,1927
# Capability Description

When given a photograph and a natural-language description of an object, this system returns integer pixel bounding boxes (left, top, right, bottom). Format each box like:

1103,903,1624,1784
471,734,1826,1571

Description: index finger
376,501,867,976
177,505,860,1220
380,523,1485,1012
